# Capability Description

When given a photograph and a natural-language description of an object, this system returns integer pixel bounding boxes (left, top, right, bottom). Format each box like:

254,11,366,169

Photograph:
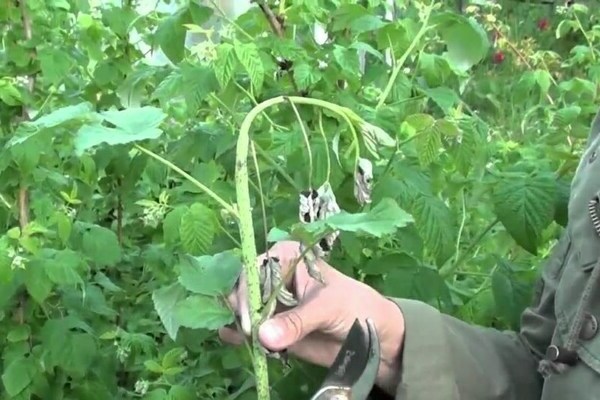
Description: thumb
258,298,329,351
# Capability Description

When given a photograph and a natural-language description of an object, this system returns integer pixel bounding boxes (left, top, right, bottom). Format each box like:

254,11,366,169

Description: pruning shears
309,318,381,400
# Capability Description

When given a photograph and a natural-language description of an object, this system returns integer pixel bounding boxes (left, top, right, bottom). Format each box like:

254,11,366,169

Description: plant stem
439,218,499,278
234,95,366,399
134,144,238,219
317,112,331,182
287,98,313,188
376,4,433,109
254,144,301,191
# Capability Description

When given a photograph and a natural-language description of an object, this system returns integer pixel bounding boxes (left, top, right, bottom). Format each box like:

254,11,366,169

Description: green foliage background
0,0,598,398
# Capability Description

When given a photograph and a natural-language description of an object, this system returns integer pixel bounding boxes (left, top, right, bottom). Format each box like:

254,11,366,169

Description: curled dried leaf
315,182,341,255
316,182,341,220
299,189,320,223
359,120,396,158
354,157,373,205
300,242,326,285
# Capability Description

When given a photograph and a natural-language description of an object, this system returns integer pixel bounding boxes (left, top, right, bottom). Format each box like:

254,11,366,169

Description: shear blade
312,318,380,399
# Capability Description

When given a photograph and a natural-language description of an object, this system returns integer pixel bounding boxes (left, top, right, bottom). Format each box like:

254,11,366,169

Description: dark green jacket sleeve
388,232,572,400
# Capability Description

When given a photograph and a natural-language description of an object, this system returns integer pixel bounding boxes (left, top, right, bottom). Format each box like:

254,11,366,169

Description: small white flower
134,380,149,395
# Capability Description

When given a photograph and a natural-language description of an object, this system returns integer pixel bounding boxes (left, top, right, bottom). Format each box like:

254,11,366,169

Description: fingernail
259,320,284,348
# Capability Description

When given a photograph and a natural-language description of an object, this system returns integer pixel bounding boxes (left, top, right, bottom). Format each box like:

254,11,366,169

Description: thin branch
252,0,301,93
254,0,284,37
17,0,36,230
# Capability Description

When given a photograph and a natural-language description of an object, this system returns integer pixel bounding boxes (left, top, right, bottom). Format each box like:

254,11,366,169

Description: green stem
318,111,332,183
250,141,270,253
574,11,596,62
439,218,499,278
134,145,238,218
376,5,433,109
235,95,365,399
0,193,12,209
287,98,313,188
254,144,301,191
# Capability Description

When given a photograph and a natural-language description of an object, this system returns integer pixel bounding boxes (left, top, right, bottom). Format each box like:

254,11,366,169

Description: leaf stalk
376,4,433,109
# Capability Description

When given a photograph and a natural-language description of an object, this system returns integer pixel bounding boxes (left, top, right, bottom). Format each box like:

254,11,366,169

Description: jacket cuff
388,298,459,399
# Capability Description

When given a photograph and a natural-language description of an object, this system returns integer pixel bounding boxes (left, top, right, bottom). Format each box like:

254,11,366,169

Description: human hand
219,240,406,394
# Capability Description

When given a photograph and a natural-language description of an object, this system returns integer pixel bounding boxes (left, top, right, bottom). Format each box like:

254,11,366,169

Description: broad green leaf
82,225,121,266
153,70,184,106
0,238,13,283
7,325,30,343
38,48,74,86
75,125,154,155
416,131,440,165
493,172,556,254
40,318,98,378
411,192,457,267
422,87,460,113
0,78,23,106
234,41,264,94
162,347,187,369
333,45,360,75
24,263,53,304
163,205,188,248
55,211,72,245
553,105,581,127
179,203,216,256
266,227,292,242
534,70,551,95
432,12,490,73
491,260,535,329
174,295,234,330
144,360,164,373
44,249,84,286
180,63,220,111
102,106,166,135
74,106,166,154
449,117,486,176
153,283,188,340
402,114,439,166
168,385,196,399
155,9,189,64
6,102,96,147
331,5,385,34
177,250,242,296
382,264,449,305
1,356,36,396
364,252,421,275
293,62,321,90
213,43,237,89
296,198,413,239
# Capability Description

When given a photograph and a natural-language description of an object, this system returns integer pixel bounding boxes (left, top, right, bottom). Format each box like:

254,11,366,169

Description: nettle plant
0,0,598,398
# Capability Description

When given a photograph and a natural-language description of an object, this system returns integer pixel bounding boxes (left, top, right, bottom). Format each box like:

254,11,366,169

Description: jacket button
546,345,579,365
580,313,599,340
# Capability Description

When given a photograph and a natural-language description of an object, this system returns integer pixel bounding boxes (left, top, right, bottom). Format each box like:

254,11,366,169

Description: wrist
375,297,405,394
